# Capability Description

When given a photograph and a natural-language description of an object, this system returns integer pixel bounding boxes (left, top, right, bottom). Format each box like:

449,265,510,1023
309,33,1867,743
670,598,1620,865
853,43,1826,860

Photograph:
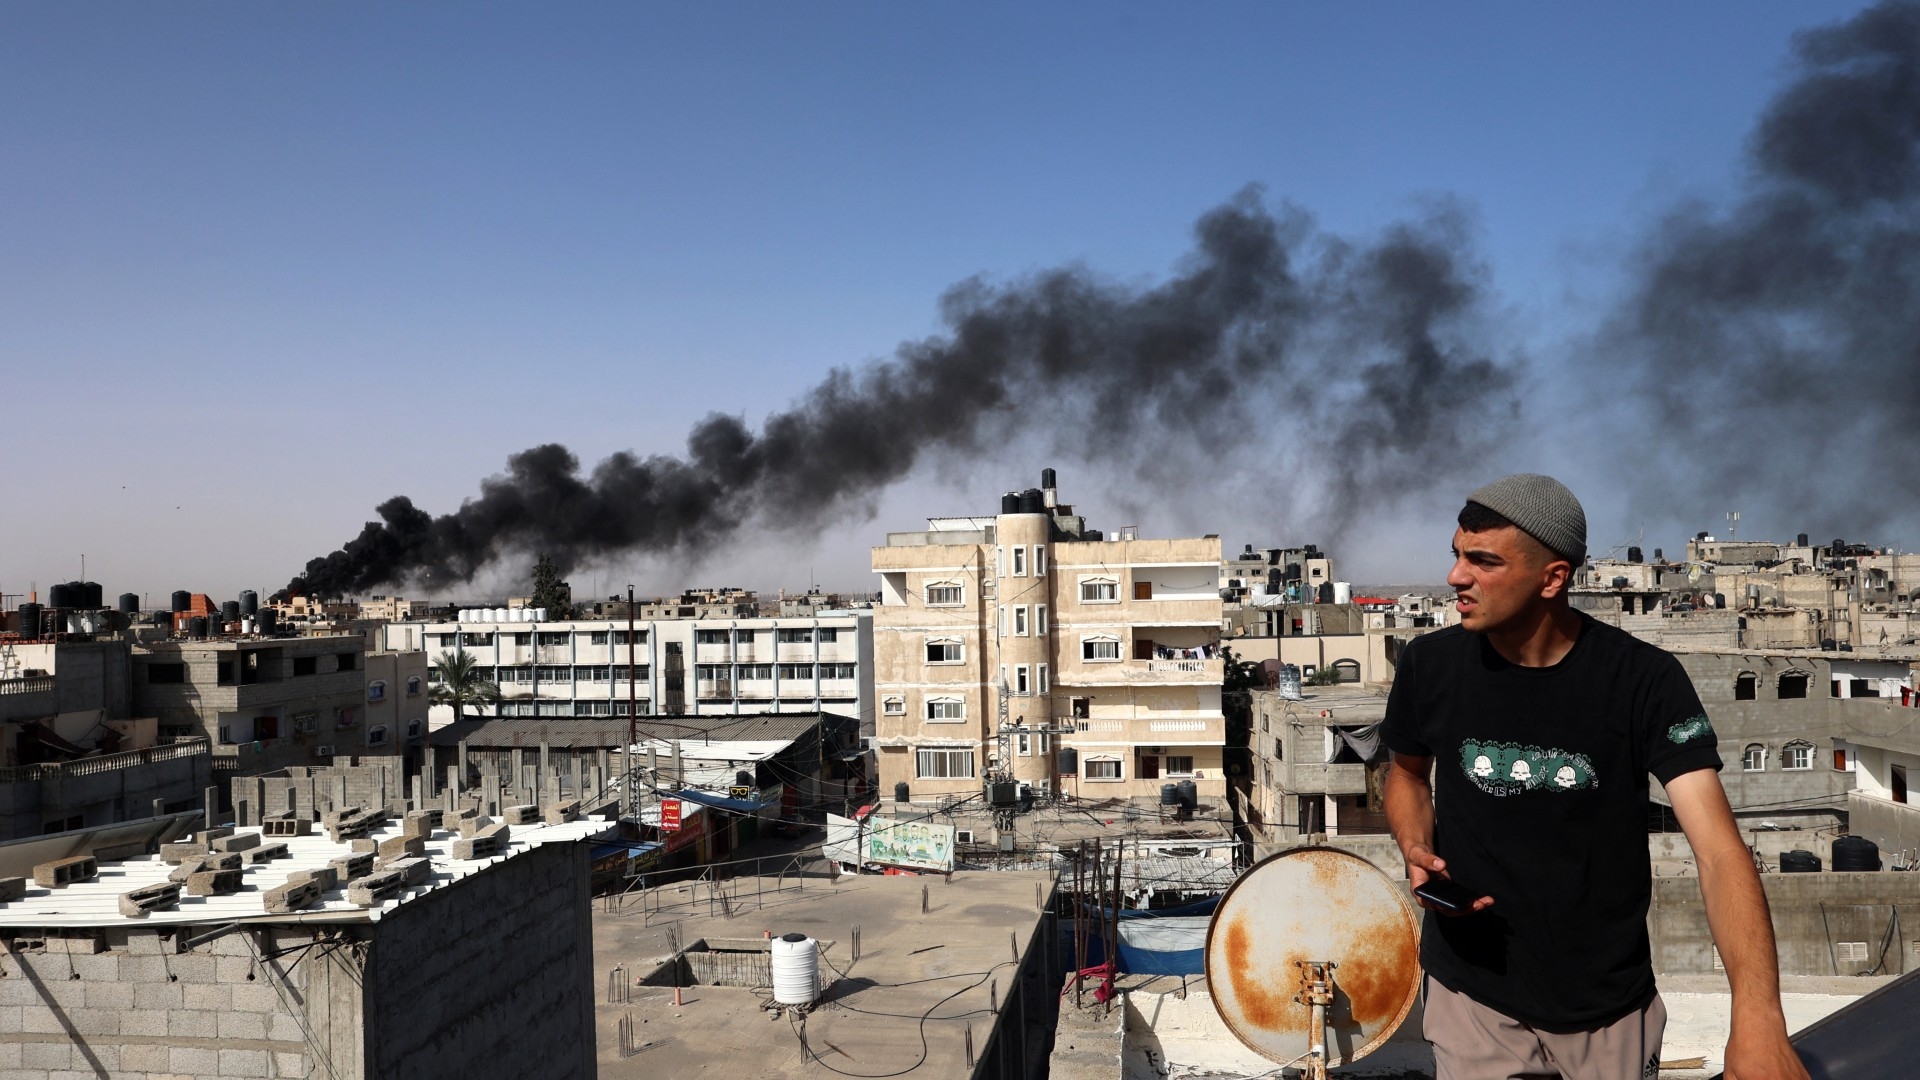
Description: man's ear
1538,557,1573,600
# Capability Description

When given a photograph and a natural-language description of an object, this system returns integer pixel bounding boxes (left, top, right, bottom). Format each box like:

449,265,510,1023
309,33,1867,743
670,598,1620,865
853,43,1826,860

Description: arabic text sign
660,798,682,832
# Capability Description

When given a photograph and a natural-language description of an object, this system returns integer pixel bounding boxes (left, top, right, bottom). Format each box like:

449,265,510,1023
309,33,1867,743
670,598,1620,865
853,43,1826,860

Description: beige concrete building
872,473,1225,806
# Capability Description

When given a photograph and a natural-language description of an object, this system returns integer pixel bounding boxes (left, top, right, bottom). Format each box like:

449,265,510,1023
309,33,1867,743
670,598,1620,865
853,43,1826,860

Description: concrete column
483,775,501,816
204,786,219,828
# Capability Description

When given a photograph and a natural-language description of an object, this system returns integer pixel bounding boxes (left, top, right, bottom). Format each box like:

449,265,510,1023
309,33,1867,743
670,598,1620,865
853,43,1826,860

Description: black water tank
1317,582,1334,604
1797,533,1810,547
894,781,910,804
1041,467,1057,490
48,582,76,609
1780,850,1821,873
1284,562,1302,582
239,590,259,617
187,616,209,639
1654,548,1663,561
152,611,172,627
1057,747,1078,773
1160,783,1181,806
171,590,191,612
221,601,240,623
1000,492,1020,514
1833,835,1882,872
1176,780,1198,808
17,603,42,636
79,581,102,608
118,592,139,613
259,609,280,634
1714,594,1726,609
735,770,753,788
1611,576,1629,589
1017,488,1044,514
1628,546,1643,563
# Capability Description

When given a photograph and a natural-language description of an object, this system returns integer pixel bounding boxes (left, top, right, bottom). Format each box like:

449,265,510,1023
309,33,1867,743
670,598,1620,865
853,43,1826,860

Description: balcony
0,676,55,697
1,738,213,783
1058,658,1223,686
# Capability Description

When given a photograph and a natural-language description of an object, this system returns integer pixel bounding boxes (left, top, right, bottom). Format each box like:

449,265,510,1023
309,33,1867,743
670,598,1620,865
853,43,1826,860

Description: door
1134,581,1154,600
1894,764,1908,804
1140,755,1160,780
1134,638,1154,661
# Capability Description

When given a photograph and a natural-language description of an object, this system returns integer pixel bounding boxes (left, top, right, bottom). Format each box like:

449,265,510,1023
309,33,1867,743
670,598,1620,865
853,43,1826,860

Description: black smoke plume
282,190,1516,598
1612,1,1920,536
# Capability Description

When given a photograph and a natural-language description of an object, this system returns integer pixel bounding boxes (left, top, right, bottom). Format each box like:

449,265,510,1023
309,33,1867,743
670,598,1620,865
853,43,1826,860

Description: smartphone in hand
1413,876,1482,913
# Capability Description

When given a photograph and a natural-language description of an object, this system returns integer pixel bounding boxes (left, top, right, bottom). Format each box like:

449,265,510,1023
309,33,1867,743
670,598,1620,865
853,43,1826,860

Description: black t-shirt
1382,614,1721,1032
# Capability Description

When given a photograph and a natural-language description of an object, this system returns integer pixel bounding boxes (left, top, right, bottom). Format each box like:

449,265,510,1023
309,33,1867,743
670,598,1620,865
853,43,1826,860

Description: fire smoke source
282,190,1517,598
1612,0,1920,533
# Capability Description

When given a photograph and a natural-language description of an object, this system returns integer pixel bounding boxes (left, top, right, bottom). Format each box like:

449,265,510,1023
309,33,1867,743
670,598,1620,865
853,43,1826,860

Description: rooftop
0,812,616,929
427,711,842,749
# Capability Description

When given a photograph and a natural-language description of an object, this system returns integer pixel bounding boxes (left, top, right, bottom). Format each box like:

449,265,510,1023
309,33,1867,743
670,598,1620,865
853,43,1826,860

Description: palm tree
429,648,501,724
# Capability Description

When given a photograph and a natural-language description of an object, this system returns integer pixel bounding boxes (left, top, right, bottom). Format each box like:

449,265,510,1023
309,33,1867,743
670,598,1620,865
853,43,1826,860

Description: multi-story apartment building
132,633,379,776
381,610,873,727
364,648,432,757
871,472,1226,805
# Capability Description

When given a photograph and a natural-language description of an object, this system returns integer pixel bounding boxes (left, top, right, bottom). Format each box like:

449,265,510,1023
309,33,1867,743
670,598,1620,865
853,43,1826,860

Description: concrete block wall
0,925,312,1079
363,839,596,1080
1651,872,1920,976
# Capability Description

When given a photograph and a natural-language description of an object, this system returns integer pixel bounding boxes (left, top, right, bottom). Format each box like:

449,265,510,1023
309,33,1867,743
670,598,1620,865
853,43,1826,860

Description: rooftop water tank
770,934,820,1006
187,616,209,639
1779,850,1821,873
239,590,259,617
1332,581,1352,605
1176,779,1198,808
221,601,241,623
259,609,279,634
894,782,910,803
79,581,102,609
118,592,140,614
1627,546,1643,563
48,582,77,609
1161,783,1181,806
1832,835,1881,872
171,591,191,613
1017,488,1044,514
17,603,43,637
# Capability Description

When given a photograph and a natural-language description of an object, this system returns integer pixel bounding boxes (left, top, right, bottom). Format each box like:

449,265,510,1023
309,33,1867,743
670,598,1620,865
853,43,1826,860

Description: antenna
1726,511,1740,540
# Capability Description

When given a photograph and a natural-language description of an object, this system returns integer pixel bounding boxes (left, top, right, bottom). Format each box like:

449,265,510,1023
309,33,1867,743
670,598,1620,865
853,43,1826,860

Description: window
293,713,317,734
535,665,571,681
590,631,609,645
1852,679,1880,698
615,629,647,644
368,681,386,702
147,662,186,684
696,664,730,680
367,726,389,747
1013,607,1029,636
695,630,729,644
916,748,976,779
883,696,906,715
1274,738,1283,761
436,633,459,648
1038,664,1049,695
1086,757,1123,781
1778,672,1809,699
778,663,814,680
292,656,318,676
511,632,531,646
739,664,774,681
537,632,569,646
1080,578,1118,603
1033,547,1047,576
817,628,840,643
734,629,755,644
461,632,491,648
821,663,856,680
1082,637,1121,661
496,666,531,683
778,629,814,643
1166,755,1195,775
1036,606,1048,635
575,666,611,681
406,676,421,697
337,652,358,672
1734,672,1757,700
1014,665,1031,695
334,706,358,730
1783,741,1814,770
926,583,964,607
925,639,964,664
1012,546,1027,576
218,725,234,744
406,719,423,739
926,697,965,721
1017,732,1032,756
1743,744,1767,771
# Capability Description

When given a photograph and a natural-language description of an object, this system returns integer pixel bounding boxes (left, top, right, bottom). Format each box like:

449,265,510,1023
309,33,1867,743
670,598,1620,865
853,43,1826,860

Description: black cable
788,963,1014,1078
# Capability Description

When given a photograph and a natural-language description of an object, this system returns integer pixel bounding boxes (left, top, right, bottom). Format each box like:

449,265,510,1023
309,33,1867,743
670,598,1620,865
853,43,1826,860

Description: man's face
1447,525,1567,634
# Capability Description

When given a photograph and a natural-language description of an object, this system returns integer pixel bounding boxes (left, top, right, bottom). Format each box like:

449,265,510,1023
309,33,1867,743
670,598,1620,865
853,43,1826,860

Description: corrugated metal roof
427,711,837,749
0,815,617,929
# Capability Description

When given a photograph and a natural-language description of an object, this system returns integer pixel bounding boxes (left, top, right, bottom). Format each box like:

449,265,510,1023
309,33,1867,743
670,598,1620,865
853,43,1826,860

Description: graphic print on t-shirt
1667,714,1715,745
1459,739,1598,796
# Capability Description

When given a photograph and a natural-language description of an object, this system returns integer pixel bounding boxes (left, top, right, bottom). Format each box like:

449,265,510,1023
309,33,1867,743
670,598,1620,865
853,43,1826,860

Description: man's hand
1404,842,1494,915
1722,1020,1809,1080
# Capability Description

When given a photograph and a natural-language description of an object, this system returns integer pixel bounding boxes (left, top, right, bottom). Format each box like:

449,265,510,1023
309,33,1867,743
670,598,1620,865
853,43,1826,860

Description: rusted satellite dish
1204,846,1422,1073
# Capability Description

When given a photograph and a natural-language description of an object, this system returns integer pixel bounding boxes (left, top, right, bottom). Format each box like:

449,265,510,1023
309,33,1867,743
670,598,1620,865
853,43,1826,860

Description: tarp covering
671,788,776,813
1331,723,1384,763
1116,916,1210,975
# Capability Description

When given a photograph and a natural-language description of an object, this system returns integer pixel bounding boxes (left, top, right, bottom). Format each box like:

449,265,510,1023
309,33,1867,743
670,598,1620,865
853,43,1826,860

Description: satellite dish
1205,846,1422,1076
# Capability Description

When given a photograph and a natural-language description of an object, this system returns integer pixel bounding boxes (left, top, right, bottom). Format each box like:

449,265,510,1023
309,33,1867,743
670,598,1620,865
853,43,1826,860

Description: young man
1383,474,1808,1080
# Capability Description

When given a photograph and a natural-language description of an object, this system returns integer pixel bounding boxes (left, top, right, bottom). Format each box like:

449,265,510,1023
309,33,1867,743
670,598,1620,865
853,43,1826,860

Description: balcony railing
0,738,210,782
0,676,55,697
1146,659,1210,674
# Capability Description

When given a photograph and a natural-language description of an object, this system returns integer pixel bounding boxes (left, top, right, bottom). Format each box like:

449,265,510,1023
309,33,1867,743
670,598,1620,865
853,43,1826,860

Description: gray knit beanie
1464,473,1587,564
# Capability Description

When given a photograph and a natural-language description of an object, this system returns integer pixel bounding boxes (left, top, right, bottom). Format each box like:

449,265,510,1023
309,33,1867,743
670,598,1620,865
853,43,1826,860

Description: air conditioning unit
312,745,335,758
955,829,975,845
1145,746,1165,754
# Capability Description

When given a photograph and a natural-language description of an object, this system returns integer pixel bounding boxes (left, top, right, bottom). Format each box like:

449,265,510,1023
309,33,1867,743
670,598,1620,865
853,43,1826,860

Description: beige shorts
1422,975,1666,1080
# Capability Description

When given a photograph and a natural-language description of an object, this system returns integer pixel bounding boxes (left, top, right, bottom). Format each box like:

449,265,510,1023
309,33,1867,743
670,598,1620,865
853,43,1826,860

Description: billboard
865,816,956,874
660,798,682,832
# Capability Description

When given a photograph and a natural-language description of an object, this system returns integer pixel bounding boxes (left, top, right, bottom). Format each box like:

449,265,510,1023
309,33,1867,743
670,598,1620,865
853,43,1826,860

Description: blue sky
0,3,1875,602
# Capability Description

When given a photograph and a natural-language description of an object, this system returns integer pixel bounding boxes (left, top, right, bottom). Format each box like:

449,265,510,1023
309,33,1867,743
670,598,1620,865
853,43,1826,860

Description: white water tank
770,933,820,1005
1333,581,1353,605
531,607,547,622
